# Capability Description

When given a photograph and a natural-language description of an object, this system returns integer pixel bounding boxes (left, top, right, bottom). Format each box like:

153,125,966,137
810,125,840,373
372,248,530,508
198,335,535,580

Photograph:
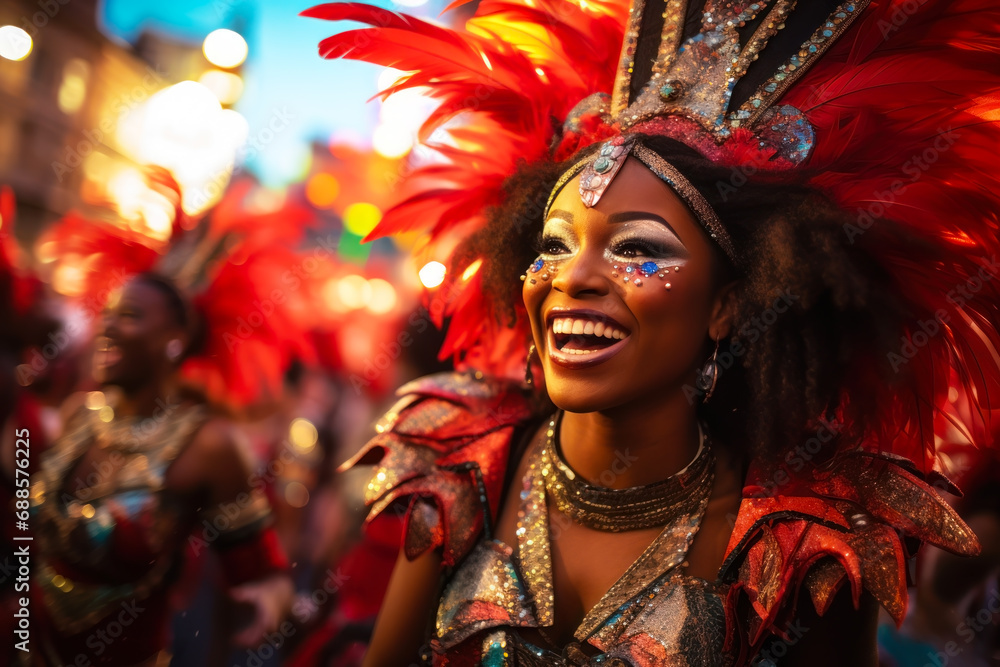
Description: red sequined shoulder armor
719,450,981,659
339,372,537,566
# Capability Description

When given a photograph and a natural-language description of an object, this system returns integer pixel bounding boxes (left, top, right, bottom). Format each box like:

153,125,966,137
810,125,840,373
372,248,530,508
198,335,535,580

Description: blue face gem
530,259,544,273
624,265,634,274
640,261,658,276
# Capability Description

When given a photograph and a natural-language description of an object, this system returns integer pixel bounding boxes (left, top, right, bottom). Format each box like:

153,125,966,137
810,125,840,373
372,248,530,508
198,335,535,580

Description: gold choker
541,412,715,532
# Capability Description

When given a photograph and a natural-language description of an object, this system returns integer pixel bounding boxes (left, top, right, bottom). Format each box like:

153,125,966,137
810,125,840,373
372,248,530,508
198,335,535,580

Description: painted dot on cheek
664,282,672,290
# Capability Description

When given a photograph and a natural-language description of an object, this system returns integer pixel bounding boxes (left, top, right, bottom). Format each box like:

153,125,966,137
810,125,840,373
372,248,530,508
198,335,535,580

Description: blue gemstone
600,143,615,156
640,261,658,276
808,44,818,52
625,265,634,274
764,82,777,92
530,259,544,273
594,156,612,173
823,29,833,37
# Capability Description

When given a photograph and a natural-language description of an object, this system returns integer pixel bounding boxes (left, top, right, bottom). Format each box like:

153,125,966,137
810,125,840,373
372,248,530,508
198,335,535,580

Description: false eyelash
611,236,671,258
535,233,572,256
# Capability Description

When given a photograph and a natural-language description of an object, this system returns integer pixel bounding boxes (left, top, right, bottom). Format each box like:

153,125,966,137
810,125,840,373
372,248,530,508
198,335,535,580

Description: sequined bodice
29,404,208,634
434,441,730,666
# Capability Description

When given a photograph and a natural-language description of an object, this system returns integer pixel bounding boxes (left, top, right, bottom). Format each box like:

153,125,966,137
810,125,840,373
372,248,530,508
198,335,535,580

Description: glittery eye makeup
522,213,688,289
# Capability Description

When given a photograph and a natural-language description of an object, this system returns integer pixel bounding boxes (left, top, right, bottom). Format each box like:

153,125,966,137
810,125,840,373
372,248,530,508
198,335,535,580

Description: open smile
95,337,123,370
545,309,632,369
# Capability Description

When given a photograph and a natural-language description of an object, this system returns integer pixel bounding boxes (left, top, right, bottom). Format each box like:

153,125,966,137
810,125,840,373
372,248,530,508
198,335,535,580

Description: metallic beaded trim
630,142,739,265
544,140,739,267
542,411,715,532
737,0,872,127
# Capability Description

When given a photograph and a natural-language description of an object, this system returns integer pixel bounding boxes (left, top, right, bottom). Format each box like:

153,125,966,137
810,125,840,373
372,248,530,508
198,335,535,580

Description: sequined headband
544,136,739,266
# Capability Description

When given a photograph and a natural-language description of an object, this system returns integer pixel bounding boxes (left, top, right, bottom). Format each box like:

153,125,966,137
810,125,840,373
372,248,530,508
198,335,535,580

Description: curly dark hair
456,135,931,462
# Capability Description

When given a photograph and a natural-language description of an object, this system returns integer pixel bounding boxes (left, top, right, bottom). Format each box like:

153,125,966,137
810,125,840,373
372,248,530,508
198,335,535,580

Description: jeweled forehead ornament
545,135,739,266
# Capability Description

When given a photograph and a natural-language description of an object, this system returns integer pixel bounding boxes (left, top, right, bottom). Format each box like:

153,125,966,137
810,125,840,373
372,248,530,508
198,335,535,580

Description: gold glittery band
544,140,739,266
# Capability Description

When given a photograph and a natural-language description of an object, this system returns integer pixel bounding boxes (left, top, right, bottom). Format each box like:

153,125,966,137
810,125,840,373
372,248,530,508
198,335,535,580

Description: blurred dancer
28,273,293,666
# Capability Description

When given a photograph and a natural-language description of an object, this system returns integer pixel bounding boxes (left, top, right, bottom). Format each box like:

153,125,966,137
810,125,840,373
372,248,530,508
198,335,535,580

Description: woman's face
522,157,733,413
94,279,183,388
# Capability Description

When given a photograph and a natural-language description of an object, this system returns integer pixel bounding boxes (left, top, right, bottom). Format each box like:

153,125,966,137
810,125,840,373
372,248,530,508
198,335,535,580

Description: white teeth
550,317,630,339
565,348,594,355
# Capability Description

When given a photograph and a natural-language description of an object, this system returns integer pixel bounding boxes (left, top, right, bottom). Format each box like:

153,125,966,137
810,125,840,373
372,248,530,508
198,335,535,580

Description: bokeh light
367,278,398,314
202,28,248,69
198,69,244,105
289,417,318,453
419,261,446,289
372,123,412,159
85,391,106,410
52,259,87,297
305,173,340,208
284,481,310,508
57,59,90,114
337,274,372,309
117,81,249,215
343,202,381,236
0,26,32,61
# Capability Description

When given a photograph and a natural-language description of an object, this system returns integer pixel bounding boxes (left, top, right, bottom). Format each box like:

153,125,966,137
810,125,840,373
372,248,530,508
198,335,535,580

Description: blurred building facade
0,0,222,243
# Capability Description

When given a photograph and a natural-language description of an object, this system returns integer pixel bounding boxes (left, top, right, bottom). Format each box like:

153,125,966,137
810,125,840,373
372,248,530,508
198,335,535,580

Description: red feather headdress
305,0,1000,473
35,170,324,410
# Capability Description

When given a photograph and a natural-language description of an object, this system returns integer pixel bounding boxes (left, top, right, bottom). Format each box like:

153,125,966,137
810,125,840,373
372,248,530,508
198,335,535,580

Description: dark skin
365,161,877,665
53,279,292,666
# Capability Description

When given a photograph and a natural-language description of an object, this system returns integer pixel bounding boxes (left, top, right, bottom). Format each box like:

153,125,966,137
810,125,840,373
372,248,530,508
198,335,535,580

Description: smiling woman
306,0,1000,665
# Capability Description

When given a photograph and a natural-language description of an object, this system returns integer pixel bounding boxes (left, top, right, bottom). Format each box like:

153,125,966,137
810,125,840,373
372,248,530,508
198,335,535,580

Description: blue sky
98,0,449,186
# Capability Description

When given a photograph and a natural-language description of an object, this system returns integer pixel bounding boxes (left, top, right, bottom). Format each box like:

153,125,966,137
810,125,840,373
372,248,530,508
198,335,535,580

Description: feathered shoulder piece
719,450,980,659
339,371,537,566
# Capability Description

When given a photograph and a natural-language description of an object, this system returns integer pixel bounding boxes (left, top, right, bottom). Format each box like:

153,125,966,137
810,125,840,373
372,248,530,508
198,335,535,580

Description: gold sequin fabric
341,371,536,566
30,404,208,634
720,450,981,656
433,439,728,666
